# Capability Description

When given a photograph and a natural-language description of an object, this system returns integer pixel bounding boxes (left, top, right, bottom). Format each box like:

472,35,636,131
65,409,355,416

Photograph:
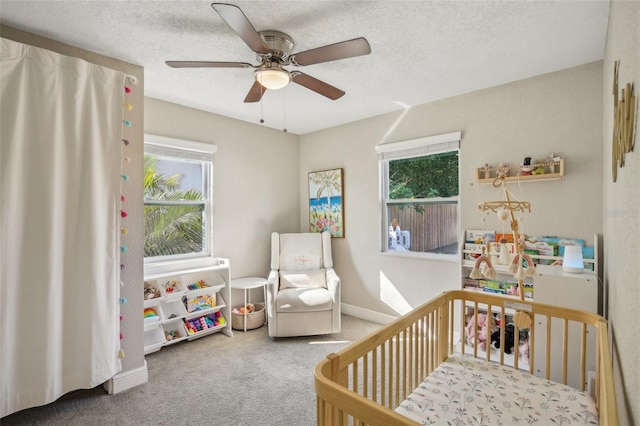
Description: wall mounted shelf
475,158,564,184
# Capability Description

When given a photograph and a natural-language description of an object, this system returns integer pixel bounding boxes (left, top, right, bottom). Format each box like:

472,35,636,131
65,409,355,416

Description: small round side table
230,276,268,332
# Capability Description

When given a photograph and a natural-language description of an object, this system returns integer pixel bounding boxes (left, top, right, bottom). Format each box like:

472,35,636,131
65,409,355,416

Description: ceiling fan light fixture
254,67,291,90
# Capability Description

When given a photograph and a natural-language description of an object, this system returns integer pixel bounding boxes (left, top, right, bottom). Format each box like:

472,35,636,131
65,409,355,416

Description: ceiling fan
166,3,372,103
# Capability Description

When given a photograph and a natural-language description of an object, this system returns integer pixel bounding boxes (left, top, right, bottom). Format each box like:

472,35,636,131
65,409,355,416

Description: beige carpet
2,315,382,426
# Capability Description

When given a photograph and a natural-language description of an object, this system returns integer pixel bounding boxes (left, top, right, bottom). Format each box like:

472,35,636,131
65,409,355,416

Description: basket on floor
231,303,265,330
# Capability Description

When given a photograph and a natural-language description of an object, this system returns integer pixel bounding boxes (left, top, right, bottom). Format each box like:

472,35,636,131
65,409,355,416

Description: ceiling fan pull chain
283,92,287,133
260,85,265,124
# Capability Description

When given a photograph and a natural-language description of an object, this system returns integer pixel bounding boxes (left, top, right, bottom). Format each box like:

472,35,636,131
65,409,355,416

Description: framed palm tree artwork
308,168,344,238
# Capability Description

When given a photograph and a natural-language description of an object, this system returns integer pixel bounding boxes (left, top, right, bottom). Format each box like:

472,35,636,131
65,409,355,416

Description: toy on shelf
163,279,182,294
187,279,209,290
183,294,217,313
143,281,161,300
164,329,182,341
144,308,160,322
184,311,226,335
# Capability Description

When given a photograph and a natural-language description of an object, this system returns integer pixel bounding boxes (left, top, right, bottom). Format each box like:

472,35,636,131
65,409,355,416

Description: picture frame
308,168,344,238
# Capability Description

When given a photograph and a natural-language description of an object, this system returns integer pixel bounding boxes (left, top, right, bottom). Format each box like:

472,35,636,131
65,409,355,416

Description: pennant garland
118,82,134,360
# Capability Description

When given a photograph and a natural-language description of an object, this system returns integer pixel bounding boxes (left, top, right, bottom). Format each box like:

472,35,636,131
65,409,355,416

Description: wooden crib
315,290,618,425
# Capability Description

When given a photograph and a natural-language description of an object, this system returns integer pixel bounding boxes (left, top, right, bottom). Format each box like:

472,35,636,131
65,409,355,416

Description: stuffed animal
491,322,516,354
466,313,495,351
519,338,530,364
143,281,161,300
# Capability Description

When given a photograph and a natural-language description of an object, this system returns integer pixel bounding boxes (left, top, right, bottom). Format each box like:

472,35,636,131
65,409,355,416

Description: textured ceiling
0,1,610,135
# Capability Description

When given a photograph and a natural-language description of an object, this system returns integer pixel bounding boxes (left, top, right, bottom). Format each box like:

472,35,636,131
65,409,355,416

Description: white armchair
266,231,341,337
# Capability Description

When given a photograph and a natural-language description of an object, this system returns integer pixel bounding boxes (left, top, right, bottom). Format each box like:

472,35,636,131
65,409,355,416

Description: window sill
380,250,459,263
144,256,224,277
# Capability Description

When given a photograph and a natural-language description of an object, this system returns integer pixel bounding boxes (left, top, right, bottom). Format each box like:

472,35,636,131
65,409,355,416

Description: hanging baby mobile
475,171,535,328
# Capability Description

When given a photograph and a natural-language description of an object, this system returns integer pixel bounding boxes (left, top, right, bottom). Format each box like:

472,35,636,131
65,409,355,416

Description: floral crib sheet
395,353,598,425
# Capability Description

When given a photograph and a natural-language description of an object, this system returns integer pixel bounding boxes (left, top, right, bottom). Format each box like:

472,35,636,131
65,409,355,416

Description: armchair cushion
279,269,327,289
278,233,324,270
275,287,333,313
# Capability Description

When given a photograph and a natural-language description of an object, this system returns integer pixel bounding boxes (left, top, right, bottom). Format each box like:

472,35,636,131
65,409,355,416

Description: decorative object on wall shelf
308,168,344,238
611,60,636,182
475,157,564,184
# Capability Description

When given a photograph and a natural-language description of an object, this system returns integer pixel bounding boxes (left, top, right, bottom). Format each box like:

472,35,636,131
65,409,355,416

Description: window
144,134,216,263
376,132,460,256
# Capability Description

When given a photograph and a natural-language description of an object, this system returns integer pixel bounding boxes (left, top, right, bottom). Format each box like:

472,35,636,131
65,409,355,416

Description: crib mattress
395,353,598,425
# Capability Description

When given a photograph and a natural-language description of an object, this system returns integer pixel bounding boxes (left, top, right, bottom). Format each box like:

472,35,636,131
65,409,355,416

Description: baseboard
341,303,398,325
103,361,148,394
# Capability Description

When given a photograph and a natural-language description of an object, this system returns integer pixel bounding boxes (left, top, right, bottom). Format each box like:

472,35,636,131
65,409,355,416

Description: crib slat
425,314,430,374
449,300,455,355
486,303,492,364
580,322,587,392
422,316,427,382
528,318,534,374
497,306,505,365
440,304,448,364
514,319,520,371
363,351,369,401
472,301,478,358
419,317,425,381
596,326,601,409
562,318,569,385
351,359,358,393
380,342,389,407
394,335,399,407
545,314,552,380
427,312,432,373
414,319,420,388
404,327,410,401
372,346,378,403
317,397,325,425
432,310,437,371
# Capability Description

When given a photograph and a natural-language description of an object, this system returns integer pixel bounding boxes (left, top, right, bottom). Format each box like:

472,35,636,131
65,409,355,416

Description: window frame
143,134,217,265
376,131,461,260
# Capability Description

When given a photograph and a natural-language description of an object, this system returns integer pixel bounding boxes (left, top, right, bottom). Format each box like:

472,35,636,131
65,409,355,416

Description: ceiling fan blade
291,72,345,100
290,37,371,66
244,80,266,103
211,3,270,55
166,61,253,68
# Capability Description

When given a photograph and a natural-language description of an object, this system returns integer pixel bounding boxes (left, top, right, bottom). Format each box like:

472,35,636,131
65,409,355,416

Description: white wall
144,98,300,280
602,1,640,424
300,62,603,317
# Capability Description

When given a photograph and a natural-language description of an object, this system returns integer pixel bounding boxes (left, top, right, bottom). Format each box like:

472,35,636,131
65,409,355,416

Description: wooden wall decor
612,60,637,182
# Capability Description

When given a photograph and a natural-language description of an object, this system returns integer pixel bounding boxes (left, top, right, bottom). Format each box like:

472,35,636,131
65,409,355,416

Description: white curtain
0,38,123,417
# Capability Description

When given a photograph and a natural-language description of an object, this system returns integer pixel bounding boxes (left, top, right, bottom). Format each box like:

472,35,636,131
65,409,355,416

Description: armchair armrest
325,268,341,301
267,269,278,284
266,270,279,336
266,270,279,300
